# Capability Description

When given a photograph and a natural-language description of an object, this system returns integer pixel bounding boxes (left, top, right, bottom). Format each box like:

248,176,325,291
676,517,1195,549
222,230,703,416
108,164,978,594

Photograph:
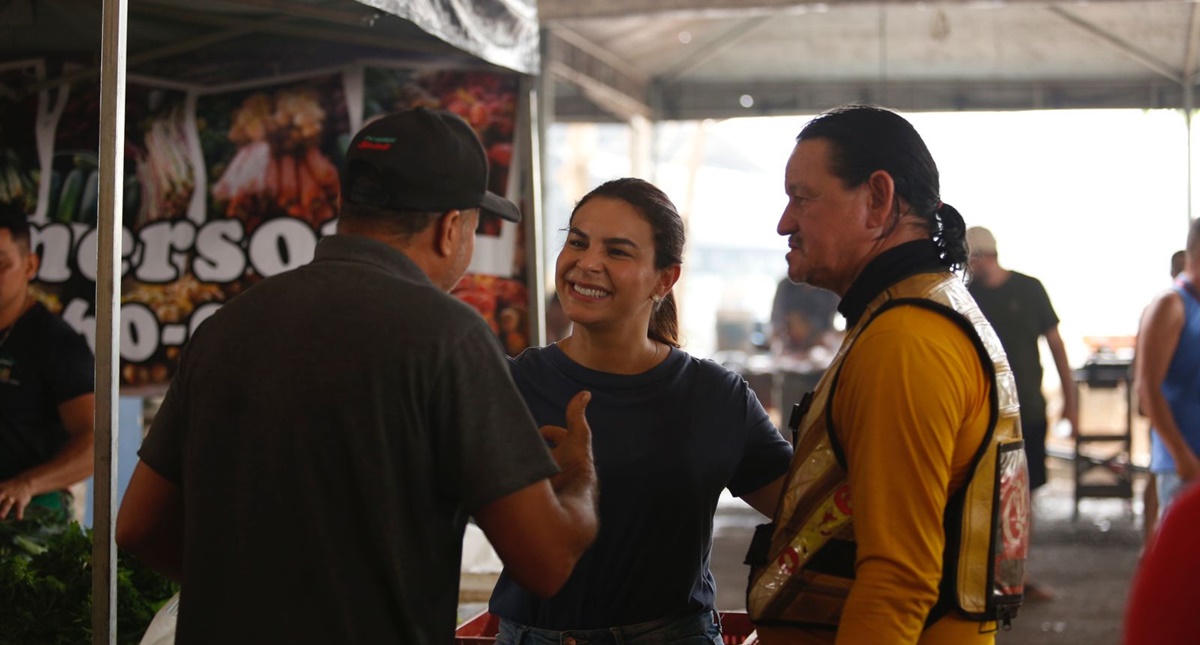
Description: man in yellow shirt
747,105,1028,645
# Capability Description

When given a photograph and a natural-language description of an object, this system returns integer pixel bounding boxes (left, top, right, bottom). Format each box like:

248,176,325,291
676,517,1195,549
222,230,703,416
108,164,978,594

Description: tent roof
539,0,1199,121
0,0,539,91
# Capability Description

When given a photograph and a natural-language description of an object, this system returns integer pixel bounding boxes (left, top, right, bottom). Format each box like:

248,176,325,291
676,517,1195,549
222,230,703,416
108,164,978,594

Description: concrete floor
993,465,1142,645
463,457,1145,644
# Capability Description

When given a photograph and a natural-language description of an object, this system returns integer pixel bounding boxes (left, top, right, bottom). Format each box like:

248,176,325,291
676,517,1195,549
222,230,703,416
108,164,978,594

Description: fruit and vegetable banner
201,76,348,231
0,62,41,216
362,67,530,356
2,63,529,390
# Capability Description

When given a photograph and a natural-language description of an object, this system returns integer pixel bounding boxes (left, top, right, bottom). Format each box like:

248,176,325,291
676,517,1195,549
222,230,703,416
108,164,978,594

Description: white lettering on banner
74,228,100,283
320,218,338,237
120,303,160,362
34,224,137,283
193,220,247,283
188,302,222,337
74,226,138,283
31,217,335,362
30,224,73,282
135,220,198,283
58,299,213,364
61,298,96,351
248,217,317,278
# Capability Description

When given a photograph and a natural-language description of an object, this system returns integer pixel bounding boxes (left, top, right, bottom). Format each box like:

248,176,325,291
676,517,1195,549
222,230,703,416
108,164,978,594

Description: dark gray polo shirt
140,234,557,645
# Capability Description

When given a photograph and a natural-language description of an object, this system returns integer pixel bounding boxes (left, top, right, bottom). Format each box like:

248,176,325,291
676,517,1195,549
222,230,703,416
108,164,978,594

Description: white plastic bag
139,591,179,645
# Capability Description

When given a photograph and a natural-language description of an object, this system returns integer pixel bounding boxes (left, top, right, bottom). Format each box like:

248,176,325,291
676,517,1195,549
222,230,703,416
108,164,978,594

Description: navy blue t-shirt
489,344,792,629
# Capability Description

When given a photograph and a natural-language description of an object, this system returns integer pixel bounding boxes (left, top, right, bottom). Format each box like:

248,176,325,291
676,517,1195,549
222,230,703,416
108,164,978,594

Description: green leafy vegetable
0,511,178,645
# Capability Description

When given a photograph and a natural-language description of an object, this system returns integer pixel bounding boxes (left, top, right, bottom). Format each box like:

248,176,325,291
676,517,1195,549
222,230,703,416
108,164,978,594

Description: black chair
1071,354,1138,522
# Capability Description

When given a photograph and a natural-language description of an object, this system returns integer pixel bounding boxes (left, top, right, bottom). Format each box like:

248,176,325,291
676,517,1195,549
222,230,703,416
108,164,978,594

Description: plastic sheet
361,0,540,75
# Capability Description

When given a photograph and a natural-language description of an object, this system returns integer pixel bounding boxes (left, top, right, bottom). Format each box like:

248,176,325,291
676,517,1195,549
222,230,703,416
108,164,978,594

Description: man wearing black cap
117,108,599,644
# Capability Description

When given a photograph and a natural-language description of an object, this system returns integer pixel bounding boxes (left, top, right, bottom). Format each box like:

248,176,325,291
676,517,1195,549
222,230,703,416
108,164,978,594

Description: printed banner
0,62,41,217
364,67,530,355
1,62,528,390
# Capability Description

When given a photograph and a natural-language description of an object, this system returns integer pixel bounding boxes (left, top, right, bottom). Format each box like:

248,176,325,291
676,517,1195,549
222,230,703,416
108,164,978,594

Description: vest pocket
991,438,1029,624
939,436,1029,626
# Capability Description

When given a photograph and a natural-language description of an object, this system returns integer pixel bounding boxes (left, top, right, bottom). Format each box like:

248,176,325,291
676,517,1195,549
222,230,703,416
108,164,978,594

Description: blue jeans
495,611,723,645
1157,472,1191,519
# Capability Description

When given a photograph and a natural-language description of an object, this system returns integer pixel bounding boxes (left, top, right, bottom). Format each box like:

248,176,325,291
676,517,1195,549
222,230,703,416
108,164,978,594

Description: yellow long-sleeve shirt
830,304,997,645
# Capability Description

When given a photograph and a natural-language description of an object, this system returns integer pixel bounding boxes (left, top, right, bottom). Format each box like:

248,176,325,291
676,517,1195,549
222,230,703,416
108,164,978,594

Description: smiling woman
487,177,794,645
555,179,684,371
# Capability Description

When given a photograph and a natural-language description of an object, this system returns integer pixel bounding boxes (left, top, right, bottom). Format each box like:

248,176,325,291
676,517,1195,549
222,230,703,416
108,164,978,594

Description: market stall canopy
0,0,540,87
0,0,541,390
538,0,1200,120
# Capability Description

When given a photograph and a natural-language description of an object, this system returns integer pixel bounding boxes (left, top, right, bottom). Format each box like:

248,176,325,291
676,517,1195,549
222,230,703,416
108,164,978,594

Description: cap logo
357,135,396,151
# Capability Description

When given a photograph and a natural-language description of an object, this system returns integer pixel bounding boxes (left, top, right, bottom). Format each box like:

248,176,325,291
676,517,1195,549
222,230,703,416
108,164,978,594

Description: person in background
1134,248,1187,544
1134,219,1200,524
967,225,1076,601
116,108,599,645
1123,481,1200,645
489,178,793,645
544,292,571,343
747,105,1026,645
769,278,840,356
0,205,94,524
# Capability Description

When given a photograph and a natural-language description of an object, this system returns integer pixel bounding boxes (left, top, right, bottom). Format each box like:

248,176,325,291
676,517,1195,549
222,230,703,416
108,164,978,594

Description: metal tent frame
10,0,542,640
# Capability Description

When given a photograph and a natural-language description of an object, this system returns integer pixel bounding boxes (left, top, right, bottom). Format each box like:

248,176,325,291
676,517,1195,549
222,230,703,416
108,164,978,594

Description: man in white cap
967,225,1076,600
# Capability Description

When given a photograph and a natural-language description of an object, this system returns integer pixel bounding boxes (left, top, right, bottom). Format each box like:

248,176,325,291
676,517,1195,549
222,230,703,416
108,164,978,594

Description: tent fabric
0,0,539,80
360,0,540,75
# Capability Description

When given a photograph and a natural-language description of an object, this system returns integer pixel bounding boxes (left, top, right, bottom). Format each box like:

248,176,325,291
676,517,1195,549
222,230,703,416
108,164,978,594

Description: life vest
746,271,1029,636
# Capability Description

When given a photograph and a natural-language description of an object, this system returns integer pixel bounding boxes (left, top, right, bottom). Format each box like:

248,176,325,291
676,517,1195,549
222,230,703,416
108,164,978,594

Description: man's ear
22,248,39,281
434,209,462,257
864,170,897,229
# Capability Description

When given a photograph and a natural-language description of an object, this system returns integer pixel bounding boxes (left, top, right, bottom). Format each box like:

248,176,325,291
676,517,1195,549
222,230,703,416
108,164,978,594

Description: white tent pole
531,27,555,347
520,73,547,348
648,81,663,184
1185,2,1200,226
93,0,127,641
1187,81,1195,225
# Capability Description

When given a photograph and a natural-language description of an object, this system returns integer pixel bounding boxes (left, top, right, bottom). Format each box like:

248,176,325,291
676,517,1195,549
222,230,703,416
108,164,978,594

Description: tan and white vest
746,271,1029,635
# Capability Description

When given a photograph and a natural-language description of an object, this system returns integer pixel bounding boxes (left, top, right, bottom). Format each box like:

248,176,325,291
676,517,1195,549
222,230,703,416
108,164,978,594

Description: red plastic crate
456,611,501,644
454,611,757,645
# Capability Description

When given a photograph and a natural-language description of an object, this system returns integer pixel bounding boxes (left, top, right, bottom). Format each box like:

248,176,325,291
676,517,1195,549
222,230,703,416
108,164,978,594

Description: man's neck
834,222,929,296
0,291,31,331
980,265,1011,289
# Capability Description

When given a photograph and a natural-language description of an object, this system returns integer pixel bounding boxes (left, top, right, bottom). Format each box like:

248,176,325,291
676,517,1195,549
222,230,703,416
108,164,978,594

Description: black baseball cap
341,108,521,223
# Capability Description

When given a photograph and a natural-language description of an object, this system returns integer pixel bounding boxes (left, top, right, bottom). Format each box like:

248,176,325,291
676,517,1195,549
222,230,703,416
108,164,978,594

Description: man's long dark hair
798,104,969,271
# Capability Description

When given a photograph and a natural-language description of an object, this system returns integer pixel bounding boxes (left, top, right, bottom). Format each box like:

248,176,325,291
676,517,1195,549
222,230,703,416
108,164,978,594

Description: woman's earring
651,295,662,304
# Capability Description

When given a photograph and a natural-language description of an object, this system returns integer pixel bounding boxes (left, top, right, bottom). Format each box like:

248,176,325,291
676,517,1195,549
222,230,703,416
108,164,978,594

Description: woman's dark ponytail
649,292,680,348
